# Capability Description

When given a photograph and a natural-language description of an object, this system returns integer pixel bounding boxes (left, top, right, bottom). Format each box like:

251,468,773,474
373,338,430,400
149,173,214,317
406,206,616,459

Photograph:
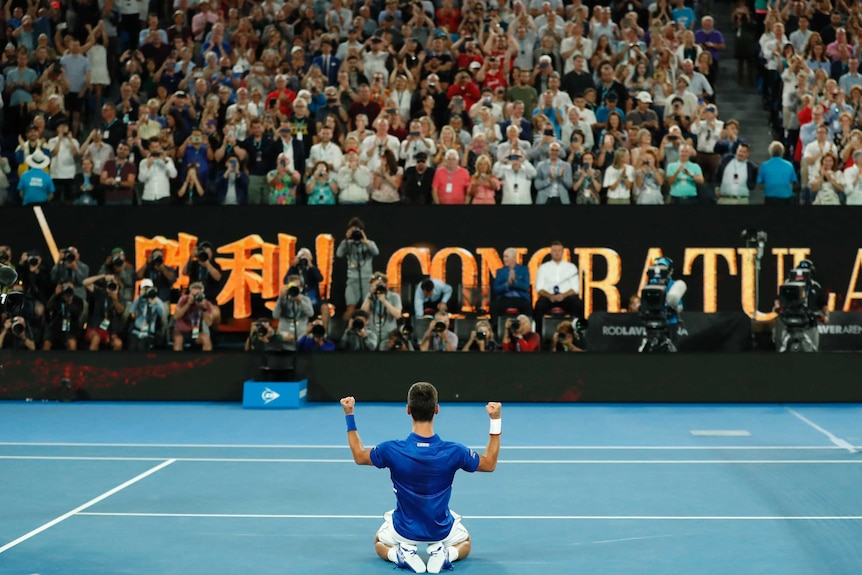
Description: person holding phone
267,152,302,205
138,140,177,204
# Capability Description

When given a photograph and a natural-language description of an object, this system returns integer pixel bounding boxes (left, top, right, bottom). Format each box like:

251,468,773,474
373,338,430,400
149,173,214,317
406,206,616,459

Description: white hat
26,150,50,169
636,91,652,103
469,61,481,70
140,279,154,288
290,46,304,54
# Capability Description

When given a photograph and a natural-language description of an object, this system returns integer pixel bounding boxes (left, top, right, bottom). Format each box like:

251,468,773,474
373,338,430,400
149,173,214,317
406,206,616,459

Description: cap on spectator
677,75,691,85
636,91,652,103
111,247,124,255
26,150,50,169
605,91,618,102
346,147,359,154
297,89,312,100
469,61,481,70
27,124,37,132
175,90,187,98
291,46,304,54
4,43,14,51
671,95,684,104
415,151,428,161
174,9,184,16
140,279,154,288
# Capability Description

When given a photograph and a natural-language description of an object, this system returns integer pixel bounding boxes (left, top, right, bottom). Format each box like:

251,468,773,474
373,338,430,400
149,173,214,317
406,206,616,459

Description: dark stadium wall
3,351,862,403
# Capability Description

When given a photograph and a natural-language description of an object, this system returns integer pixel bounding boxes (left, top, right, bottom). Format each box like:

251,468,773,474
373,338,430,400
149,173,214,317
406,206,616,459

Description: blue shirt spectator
672,5,696,29
414,278,454,318
493,262,531,301
296,334,336,351
18,151,55,205
6,60,38,106
757,143,797,200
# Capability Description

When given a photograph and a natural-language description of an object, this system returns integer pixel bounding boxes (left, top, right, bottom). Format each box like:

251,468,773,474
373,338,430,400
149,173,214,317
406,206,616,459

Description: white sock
447,547,459,562
387,548,398,563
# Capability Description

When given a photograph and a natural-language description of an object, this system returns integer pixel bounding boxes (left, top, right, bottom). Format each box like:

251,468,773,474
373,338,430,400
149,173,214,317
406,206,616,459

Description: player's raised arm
477,402,502,472
341,396,373,465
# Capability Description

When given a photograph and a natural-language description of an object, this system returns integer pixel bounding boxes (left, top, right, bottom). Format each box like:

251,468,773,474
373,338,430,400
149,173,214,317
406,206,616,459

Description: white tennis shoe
396,543,427,573
425,543,453,573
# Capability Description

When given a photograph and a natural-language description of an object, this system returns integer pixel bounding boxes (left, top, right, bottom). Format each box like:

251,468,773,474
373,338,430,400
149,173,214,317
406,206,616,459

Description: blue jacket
216,171,249,205
493,264,531,301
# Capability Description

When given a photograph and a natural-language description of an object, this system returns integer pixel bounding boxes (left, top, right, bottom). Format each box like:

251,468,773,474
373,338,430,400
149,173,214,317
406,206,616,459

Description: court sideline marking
0,459,176,555
75,512,862,521
785,407,857,453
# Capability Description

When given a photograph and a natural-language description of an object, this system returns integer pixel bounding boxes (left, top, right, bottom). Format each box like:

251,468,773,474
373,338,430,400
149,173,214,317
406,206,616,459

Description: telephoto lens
62,286,74,297
509,319,520,331
353,318,365,330
28,256,39,267
112,256,124,268
106,281,119,291
350,229,364,241
255,323,269,337
11,319,24,335
64,251,76,263
287,285,300,298
434,321,447,332
476,330,487,340
145,288,158,300
197,249,209,262
194,293,205,303
375,284,387,294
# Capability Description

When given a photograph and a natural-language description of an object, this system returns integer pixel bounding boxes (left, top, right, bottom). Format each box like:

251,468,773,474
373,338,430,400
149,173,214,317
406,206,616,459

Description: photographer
340,309,378,351
462,319,499,352
128,279,168,351
244,318,285,352
284,247,324,315
50,246,90,300
502,314,541,352
136,248,177,303
42,281,86,351
172,282,215,351
336,217,379,318
17,250,52,315
273,277,315,350
184,241,223,326
387,324,419,352
0,315,37,350
551,320,585,352
296,320,336,352
98,248,136,302
360,272,402,349
419,311,458,352
82,273,129,351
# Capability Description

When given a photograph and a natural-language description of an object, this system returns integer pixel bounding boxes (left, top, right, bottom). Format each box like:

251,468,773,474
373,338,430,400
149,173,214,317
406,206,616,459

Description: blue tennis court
2,401,861,574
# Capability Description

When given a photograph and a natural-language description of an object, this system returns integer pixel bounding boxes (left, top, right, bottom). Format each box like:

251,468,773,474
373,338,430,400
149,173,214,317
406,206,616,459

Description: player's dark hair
407,382,438,422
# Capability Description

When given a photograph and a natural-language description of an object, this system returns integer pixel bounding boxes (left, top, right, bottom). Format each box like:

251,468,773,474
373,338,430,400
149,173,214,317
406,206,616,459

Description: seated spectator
172,282,215,352
491,248,532,325
419,310,458,352
534,241,582,334
501,314,541,352
414,278,454,318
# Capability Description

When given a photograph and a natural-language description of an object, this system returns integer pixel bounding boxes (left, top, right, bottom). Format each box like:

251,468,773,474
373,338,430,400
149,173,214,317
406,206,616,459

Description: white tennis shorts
376,510,470,547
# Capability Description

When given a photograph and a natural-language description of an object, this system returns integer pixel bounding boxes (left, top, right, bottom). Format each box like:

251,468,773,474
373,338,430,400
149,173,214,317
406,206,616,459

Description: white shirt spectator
536,259,579,296
560,36,593,74
138,157,177,201
843,164,862,204
803,139,837,175
720,158,751,198
603,163,635,201
400,138,437,169
308,141,344,171
789,28,812,55
691,119,724,153
360,134,400,162
48,136,80,180
363,51,389,83
227,101,260,120
493,160,537,204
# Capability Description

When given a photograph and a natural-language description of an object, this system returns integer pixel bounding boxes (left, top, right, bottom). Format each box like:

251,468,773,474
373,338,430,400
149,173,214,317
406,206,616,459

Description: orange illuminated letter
574,248,621,315
683,248,738,312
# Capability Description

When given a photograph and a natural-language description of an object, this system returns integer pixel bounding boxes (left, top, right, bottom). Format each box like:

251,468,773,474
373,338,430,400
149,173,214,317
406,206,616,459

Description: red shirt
502,332,541,352
432,166,471,204
435,7,460,31
446,81,481,110
481,68,507,91
265,89,297,117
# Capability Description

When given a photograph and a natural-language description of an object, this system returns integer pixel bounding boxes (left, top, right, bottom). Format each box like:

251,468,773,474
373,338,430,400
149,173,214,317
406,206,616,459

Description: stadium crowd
0,0,767,206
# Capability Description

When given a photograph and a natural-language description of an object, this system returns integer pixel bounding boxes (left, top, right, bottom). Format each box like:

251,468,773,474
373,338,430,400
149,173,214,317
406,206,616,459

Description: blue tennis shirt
371,433,480,542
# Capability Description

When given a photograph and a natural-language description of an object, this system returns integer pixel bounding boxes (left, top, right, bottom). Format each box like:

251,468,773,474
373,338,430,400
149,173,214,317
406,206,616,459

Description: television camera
638,257,686,353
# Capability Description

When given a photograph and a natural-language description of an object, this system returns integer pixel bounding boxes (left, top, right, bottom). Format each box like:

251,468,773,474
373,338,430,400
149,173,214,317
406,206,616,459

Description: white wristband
489,418,502,436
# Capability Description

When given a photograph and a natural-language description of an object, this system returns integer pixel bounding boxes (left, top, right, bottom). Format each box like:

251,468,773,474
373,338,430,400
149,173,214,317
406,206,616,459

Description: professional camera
350,229,364,241
28,254,40,267
197,249,209,263
255,321,270,338
194,292,205,303
776,267,818,352
434,320,447,332
311,324,327,338
63,250,76,264
286,285,301,298
298,257,309,268
62,286,75,297
11,317,25,336
638,258,686,353
151,251,164,266
509,318,520,332
112,255,124,268
375,284,387,295
352,318,365,331
145,288,158,300
0,251,8,264
106,280,119,292
476,329,487,340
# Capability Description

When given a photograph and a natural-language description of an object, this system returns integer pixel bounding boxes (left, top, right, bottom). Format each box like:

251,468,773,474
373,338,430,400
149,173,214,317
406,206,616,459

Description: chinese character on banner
215,234,294,318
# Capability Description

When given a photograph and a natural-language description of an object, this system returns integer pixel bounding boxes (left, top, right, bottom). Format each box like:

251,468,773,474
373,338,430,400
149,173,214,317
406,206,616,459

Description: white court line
0,459,175,555
0,442,855,450
785,408,858,454
2,455,861,464
75,512,862,521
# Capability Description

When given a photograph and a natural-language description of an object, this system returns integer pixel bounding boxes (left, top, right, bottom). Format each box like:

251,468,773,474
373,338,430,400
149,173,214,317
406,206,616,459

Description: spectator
491,247,532,326
100,141,137,206
716,143,758,205
172,282,215,352
17,150,54,206
573,151,602,204
432,149,471,204
843,149,862,204
493,149,537,204
757,141,798,205
501,314,541,352
267,152,302,205
402,151,434,204
811,152,844,205
215,153,249,205
603,148,635,204
337,148,372,204
414,278,454,318
535,142,572,204
666,144,704,205
138,139,177,204
534,240,581,334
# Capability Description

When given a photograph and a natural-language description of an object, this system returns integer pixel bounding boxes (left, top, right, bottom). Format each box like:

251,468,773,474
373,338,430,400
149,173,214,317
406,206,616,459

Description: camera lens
353,318,365,330
476,330,486,340
256,324,269,337
11,321,24,335
152,254,164,265
434,321,446,332
375,284,387,294
62,287,74,297
510,320,520,331
112,256,124,267
350,229,364,241
299,257,309,267
194,293,205,303
146,288,158,300
28,256,39,267
64,251,76,263
287,285,300,298
107,281,118,291
197,250,209,262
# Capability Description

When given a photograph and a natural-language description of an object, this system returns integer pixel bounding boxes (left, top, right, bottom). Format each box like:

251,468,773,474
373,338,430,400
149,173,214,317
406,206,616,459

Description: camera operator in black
340,309,378,351
296,319,336,352
462,319,499,352
17,250,52,317
98,248,136,302
284,247,324,315
127,279,168,351
245,318,286,352
0,315,38,350
42,280,86,350
82,272,129,351
50,246,90,300
184,241,223,326
335,217,379,318
136,248,177,303
0,246,13,277
419,310,458,352
273,276,315,350
772,259,828,352
360,271,402,351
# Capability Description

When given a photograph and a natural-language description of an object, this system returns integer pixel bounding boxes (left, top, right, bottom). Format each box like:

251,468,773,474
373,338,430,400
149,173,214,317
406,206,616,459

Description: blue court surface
2,401,862,575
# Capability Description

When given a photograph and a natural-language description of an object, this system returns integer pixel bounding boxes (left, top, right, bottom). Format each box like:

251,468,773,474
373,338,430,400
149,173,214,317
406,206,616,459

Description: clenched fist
486,402,502,420
340,396,356,415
